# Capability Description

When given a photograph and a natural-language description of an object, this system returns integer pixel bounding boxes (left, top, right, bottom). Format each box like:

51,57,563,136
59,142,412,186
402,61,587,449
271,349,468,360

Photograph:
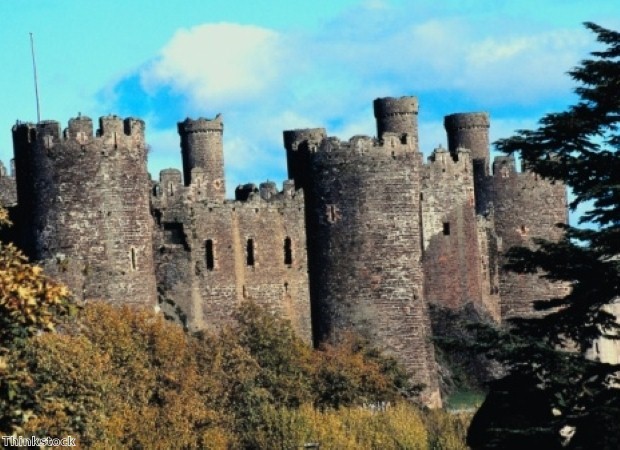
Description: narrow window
284,237,293,266
130,247,137,270
205,239,214,271
246,239,255,266
168,182,174,196
443,222,450,236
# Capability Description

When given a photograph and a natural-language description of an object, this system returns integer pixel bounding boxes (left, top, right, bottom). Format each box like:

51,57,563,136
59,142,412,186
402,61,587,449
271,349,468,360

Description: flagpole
30,32,41,123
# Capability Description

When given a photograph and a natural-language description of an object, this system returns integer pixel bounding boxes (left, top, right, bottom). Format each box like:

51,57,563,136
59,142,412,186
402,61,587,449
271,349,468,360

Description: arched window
284,237,293,266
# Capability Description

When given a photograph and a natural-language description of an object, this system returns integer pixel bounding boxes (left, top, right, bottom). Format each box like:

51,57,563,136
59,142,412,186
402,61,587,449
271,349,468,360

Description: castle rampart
152,117,311,340
420,146,498,317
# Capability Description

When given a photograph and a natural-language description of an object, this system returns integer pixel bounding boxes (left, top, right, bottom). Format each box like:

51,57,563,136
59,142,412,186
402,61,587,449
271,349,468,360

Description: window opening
284,237,293,265
443,222,450,236
206,239,214,271
130,247,137,270
246,239,255,266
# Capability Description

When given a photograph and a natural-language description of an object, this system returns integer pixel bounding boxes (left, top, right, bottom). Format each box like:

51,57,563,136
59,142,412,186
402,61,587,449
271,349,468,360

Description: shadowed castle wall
421,146,499,319
491,156,569,318
12,116,156,305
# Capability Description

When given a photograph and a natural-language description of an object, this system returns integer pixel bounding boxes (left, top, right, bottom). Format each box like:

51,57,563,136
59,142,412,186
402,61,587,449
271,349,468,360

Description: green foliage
468,22,620,449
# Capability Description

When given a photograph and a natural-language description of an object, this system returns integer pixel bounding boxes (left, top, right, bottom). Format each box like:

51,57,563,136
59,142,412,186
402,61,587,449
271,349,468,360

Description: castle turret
444,112,490,214
373,96,419,148
283,128,326,191
178,115,225,201
12,115,157,306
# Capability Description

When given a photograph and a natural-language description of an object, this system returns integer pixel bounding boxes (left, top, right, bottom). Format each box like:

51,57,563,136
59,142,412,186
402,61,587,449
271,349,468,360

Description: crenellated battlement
426,145,472,165
283,128,326,151
316,132,416,156
444,112,490,131
178,115,223,134
12,115,146,151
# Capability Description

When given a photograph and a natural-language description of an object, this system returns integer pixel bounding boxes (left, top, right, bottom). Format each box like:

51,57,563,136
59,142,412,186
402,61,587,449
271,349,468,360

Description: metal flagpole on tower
29,32,41,123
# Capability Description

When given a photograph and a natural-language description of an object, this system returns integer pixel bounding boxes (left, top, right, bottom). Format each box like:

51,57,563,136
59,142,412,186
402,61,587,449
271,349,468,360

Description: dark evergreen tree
467,22,620,450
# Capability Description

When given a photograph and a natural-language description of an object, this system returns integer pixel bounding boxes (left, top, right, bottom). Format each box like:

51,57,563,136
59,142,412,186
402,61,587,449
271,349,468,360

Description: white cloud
140,23,284,107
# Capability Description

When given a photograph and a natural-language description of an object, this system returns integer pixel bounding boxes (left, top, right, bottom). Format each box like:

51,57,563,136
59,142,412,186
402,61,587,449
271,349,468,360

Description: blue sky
1,0,618,213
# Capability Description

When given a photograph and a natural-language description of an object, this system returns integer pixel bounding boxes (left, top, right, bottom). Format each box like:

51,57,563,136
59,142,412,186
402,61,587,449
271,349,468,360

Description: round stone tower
444,112,491,214
284,124,441,407
373,96,419,147
283,128,326,191
178,115,225,201
444,112,490,163
12,115,157,306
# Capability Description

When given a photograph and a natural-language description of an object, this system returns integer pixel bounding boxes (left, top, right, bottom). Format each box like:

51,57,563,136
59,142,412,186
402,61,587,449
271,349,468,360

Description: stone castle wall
421,146,491,315
151,175,312,341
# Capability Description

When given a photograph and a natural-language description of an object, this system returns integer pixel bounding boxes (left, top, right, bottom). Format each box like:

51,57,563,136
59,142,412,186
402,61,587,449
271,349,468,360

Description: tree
467,22,620,449
0,207,77,435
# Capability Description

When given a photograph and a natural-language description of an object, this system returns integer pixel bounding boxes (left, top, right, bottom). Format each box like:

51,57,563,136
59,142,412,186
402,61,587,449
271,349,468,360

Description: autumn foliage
0,206,469,448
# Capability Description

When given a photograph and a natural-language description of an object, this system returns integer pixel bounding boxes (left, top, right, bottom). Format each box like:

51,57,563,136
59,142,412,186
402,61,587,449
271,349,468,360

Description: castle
1,96,568,407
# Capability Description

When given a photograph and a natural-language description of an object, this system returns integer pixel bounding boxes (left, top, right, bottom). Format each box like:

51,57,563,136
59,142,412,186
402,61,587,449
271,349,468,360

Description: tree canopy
468,22,620,450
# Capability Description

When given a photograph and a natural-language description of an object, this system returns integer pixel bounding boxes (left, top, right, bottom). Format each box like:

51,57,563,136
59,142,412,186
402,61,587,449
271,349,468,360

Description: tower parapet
11,116,156,306
178,115,225,201
373,96,419,147
283,128,326,190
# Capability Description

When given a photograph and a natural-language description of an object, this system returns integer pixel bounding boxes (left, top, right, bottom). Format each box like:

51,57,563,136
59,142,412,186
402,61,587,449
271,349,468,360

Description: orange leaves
0,242,74,347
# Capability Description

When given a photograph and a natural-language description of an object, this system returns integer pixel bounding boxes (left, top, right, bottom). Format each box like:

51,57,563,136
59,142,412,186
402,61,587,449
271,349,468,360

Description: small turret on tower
283,128,326,190
178,115,225,202
373,96,419,148
444,112,490,214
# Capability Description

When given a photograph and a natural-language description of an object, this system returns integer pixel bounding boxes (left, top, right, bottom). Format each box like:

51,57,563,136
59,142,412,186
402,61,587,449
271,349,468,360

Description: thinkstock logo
2,435,76,447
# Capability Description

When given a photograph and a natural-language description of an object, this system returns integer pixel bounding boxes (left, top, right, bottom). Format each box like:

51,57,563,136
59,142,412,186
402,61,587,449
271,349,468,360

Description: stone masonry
1,95,569,407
